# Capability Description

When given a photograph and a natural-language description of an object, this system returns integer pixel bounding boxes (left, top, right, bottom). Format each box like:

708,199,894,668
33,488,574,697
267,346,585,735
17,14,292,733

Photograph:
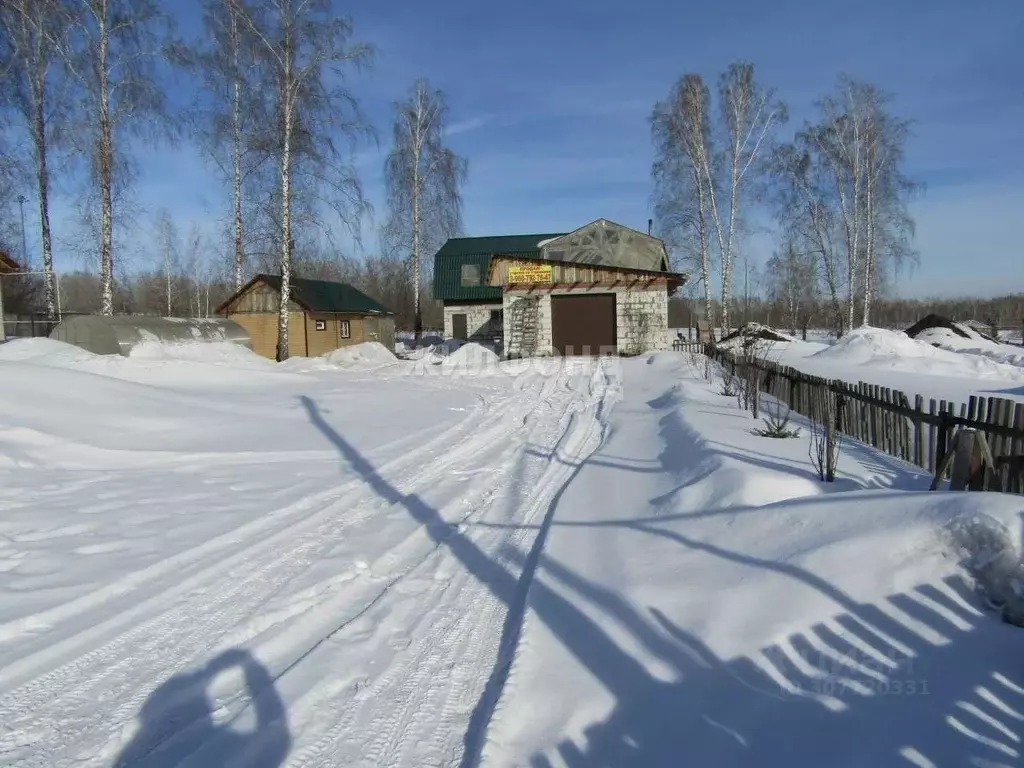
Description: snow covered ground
765,327,1024,405
0,339,1022,767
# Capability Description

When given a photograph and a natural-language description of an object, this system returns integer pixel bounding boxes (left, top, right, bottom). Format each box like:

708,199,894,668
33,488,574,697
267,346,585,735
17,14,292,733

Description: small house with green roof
433,218,686,357
217,273,395,359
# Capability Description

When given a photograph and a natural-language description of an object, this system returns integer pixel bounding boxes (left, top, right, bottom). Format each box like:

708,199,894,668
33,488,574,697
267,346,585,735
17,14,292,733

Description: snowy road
0,343,619,767
1,340,1022,767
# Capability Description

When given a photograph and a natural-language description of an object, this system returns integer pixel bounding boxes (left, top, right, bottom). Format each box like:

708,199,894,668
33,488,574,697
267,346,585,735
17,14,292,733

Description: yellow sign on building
507,263,553,284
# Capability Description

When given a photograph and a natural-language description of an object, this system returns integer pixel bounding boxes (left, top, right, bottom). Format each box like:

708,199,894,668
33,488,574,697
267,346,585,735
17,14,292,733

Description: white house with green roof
432,219,686,357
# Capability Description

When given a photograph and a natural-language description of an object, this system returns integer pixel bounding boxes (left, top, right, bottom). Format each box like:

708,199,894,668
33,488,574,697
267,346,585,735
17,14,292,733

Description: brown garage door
551,294,616,356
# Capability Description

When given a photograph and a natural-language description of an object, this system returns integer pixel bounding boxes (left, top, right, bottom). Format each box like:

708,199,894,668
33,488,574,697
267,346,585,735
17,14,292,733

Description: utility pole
16,195,28,265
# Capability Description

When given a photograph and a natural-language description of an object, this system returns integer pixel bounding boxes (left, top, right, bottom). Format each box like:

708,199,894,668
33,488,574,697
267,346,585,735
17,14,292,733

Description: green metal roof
432,233,566,302
256,273,393,315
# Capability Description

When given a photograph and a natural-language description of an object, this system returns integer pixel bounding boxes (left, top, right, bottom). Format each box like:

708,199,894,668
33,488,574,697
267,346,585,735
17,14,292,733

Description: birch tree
63,0,169,316
651,74,715,337
154,209,178,315
175,0,263,290
383,79,467,340
708,63,785,335
653,64,784,339
773,141,846,335
790,77,917,329
0,0,70,318
232,0,371,361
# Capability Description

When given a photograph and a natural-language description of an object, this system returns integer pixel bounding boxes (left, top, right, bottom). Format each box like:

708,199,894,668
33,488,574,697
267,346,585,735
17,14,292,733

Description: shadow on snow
297,389,1023,768
114,648,290,767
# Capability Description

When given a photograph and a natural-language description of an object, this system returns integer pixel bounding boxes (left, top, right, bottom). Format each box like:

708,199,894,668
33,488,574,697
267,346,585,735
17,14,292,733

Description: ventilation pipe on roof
647,218,653,236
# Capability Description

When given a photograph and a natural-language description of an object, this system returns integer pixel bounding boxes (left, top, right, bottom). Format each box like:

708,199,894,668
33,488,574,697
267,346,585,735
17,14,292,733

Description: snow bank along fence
706,346,1024,495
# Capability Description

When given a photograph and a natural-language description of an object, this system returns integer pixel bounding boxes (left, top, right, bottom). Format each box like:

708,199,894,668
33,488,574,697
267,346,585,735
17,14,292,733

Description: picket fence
700,344,1024,495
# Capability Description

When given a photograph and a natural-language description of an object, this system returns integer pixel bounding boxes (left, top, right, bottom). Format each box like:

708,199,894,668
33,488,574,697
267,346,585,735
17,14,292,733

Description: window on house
461,263,480,287
490,309,503,325
315,319,326,331
340,320,351,338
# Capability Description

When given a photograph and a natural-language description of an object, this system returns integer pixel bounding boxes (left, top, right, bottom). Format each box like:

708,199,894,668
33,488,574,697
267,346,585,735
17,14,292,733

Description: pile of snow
439,342,501,372
322,341,396,367
283,341,398,371
0,337,104,367
811,327,1024,381
128,340,271,367
912,327,1024,370
813,326,949,364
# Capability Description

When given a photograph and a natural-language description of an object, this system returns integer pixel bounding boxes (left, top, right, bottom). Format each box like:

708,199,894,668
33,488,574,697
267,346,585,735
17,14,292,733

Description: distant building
217,274,395,359
432,218,687,357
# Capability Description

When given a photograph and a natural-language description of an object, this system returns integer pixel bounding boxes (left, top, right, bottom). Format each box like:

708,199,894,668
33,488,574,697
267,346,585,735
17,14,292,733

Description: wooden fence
671,339,706,355
1,313,58,340
704,345,1024,494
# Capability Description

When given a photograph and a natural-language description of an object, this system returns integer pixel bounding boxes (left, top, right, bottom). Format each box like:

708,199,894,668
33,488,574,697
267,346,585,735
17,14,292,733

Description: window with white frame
340,320,351,338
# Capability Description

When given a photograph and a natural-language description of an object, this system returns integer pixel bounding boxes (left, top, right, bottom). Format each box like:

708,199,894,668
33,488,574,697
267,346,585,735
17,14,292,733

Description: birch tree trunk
97,7,115,316
230,6,245,290
32,62,56,319
411,121,421,340
275,33,293,362
696,185,714,339
862,164,875,327
164,237,171,315
276,112,292,360
7,0,61,319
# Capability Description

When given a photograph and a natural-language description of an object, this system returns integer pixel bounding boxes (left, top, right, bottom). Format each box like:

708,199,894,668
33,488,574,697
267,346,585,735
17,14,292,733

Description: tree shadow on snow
114,648,290,768
299,395,1023,768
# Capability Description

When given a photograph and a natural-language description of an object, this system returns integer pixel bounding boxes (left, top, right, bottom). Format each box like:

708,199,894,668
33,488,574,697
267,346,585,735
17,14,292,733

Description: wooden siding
223,280,302,313
230,309,392,359
229,311,307,359
230,312,277,358
489,256,671,287
303,313,368,356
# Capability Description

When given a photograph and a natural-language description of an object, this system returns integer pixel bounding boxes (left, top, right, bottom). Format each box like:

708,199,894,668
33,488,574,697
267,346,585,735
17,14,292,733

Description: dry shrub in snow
808,388,843,481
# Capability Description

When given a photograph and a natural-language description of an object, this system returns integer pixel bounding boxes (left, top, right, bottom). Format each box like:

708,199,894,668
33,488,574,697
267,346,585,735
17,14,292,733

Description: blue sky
40,0,1024,298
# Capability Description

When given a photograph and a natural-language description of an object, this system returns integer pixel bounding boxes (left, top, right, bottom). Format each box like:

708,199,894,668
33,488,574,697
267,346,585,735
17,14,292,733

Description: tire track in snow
0,389,492,666
0,371,565,766
280,362,618,768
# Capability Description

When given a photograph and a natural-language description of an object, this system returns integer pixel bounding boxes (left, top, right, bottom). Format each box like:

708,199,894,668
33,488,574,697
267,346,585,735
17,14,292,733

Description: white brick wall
503,285,669,356
443,303,502,343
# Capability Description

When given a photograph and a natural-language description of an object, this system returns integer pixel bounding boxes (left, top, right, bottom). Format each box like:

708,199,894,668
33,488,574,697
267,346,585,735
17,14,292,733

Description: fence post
834,387,845,434
936,410,952,476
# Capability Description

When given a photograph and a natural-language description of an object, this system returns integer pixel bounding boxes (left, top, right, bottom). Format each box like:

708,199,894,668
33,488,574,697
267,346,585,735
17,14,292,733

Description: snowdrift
128,340,271,366
440,342,501,372
0,337,103,366
280,341,398,371
321,341,396,368
486,352,1024,768
810,326,1024,383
